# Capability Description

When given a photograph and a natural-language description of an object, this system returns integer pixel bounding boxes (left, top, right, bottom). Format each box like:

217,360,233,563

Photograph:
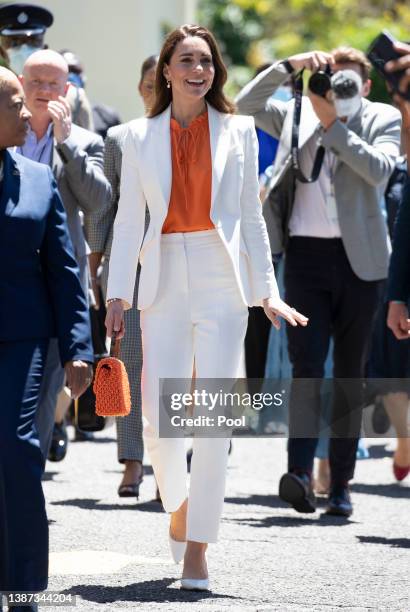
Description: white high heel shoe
169,533,187,564
180,577,210,591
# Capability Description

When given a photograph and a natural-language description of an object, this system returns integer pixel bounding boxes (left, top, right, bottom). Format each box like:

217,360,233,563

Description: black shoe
279,471,316,513
74,426,95,442
118,479,143,499
325,484,353,517
48,420,68,462
372,398,391,434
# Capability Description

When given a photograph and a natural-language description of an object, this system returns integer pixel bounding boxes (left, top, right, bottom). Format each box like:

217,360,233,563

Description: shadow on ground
225,494,289,509
51,498,164,513
366,444,394,460
223,514,353,529
350,483,410,499
225,493,328,510
60,578,240,604
43,471,60,482
357,535,410,549
72,436,116,444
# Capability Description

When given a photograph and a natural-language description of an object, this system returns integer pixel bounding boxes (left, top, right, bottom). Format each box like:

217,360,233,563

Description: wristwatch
281,59,294,74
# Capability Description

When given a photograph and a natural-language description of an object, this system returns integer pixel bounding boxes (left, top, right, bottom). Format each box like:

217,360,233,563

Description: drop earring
166,80,171,89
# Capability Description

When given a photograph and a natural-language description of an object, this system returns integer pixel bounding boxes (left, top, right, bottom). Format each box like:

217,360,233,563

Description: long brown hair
149,24,235,117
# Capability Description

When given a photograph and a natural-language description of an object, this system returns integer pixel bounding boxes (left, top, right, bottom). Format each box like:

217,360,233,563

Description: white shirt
289,133,342,238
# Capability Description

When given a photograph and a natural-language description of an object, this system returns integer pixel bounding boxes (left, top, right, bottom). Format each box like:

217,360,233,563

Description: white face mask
331,69,363,120
334,94,362,119
8,44,38,75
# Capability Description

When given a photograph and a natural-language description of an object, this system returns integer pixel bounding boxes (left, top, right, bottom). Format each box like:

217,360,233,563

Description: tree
198,0,410,100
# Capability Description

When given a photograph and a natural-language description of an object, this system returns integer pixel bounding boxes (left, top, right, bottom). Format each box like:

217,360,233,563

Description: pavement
42,427,410,612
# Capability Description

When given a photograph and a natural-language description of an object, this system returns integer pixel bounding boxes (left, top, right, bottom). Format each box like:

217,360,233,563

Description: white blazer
106,103,279,311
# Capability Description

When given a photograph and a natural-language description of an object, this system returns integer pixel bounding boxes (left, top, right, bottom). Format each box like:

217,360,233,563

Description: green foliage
198,0,410,100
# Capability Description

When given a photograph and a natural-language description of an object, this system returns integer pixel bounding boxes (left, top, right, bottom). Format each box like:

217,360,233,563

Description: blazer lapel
0,151,21,227
151,106,172,215
146,104,229,216
208,104,230,214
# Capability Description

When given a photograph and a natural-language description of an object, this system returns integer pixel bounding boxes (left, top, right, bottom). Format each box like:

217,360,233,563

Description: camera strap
291,70,325,183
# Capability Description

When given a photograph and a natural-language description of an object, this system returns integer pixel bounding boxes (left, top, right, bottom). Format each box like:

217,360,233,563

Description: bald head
0,67,31,149
20,49,69,118
23,49,68,78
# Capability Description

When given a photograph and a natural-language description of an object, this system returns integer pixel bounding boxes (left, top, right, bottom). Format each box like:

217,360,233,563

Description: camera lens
308,71,332,97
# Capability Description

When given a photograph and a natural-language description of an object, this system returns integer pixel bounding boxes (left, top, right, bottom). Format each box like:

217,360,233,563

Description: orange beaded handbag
93,331,131,417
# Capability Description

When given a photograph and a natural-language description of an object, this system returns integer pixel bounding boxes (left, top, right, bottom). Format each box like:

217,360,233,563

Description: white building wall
6,0,197,121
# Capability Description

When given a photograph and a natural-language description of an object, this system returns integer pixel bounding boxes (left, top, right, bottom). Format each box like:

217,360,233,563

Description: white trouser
140,229,248,543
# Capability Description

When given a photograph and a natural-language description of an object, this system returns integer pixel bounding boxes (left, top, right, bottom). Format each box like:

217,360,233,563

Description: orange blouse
162,110,214,234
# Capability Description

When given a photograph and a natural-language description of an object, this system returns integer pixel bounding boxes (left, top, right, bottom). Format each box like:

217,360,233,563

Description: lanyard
291,70,325,184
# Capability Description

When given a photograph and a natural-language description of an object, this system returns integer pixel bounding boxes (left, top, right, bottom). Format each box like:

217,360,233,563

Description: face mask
272,86,293,103
331,69,363,119
334,94,362,119
8,44,38,75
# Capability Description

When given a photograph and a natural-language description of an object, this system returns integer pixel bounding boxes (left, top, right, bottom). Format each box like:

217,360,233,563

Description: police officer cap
0,3,53,36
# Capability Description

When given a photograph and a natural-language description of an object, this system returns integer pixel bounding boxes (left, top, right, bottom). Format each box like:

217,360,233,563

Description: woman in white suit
105,24,307,591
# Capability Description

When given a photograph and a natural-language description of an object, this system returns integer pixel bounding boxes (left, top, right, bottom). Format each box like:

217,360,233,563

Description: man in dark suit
0,67,93,610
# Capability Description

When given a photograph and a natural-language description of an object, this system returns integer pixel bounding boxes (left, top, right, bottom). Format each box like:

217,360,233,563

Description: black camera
367,30,410,101
308,64,333,97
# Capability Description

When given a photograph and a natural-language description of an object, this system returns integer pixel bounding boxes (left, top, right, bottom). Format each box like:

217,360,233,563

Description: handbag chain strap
110,331,121,359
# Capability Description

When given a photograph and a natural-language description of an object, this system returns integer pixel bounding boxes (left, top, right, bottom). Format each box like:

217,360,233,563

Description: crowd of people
0,2,409,609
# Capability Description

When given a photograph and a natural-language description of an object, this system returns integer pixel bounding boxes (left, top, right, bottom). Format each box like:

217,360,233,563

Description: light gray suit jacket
53,123,111,288
236,63,402,281
85,122,149,259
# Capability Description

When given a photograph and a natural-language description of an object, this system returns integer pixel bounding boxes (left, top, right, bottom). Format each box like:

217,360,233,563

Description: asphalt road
42,429,410,612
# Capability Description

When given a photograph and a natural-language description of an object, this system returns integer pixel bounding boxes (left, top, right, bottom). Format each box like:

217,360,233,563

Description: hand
386,41,410,96
288,50,335,73
64,360,93,399
105,299,125,339
48,95,72,144
387,302,410,340
308,90,337,130
385,42,410,128
263,297,309,330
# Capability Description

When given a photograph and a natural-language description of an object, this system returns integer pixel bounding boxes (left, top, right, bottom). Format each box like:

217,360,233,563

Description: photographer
236,47,401,517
